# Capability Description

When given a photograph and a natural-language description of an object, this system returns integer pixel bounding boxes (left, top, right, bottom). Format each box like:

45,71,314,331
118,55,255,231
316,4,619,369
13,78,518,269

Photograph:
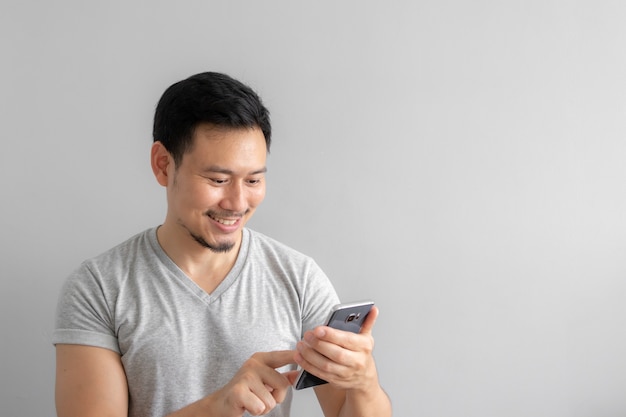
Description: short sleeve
52,262,120,353
299,260,341,336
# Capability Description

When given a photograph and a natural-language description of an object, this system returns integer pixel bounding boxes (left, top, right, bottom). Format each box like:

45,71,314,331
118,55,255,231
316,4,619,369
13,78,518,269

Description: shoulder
245,228,314,264
64,228,157,292
83,228,157,271
242,228,335,295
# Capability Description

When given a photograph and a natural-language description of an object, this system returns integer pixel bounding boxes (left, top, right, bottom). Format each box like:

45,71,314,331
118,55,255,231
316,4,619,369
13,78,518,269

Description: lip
208,214,242,232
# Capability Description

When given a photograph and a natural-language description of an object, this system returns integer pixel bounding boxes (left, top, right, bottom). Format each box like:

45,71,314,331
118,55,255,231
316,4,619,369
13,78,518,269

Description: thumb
359,305,379,335
282,370,300,386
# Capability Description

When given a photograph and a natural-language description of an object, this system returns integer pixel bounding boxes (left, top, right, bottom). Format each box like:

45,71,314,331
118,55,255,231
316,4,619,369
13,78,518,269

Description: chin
191,232,236,253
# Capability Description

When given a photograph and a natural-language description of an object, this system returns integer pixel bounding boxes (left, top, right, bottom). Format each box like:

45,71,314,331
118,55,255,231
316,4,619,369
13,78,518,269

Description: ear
151,141,173,187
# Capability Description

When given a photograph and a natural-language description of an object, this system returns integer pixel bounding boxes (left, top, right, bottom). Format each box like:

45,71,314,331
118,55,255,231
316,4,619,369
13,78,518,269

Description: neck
156,224,242,294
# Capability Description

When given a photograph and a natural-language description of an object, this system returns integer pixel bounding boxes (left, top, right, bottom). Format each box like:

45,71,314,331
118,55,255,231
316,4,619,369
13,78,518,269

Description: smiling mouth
208,213,240,226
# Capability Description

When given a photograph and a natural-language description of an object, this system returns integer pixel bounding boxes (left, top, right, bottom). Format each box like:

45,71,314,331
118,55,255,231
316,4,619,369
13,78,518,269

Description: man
53,72,392,417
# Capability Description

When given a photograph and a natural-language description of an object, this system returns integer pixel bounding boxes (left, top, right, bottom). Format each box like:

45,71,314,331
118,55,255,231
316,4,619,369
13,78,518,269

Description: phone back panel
326,302,374,333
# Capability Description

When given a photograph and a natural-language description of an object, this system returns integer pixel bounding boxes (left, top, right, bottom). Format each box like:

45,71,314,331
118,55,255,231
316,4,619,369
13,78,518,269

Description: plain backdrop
2,1,626,416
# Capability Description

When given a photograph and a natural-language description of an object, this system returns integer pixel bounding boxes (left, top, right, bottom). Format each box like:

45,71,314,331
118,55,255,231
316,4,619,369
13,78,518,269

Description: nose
220,181,247,213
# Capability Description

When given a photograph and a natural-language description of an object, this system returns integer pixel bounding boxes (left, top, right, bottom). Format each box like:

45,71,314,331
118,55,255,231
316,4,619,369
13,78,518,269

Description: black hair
153,71,271,166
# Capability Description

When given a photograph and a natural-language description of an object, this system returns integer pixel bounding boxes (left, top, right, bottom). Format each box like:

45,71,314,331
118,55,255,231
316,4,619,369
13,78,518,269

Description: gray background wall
2,1,625,416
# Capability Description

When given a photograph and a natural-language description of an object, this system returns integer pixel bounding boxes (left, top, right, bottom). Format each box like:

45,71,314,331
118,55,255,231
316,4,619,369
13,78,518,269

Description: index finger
252,350,297,369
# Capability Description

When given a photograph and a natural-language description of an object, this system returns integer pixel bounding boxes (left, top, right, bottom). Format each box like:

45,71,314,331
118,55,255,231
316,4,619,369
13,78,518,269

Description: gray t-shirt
53,227,339,417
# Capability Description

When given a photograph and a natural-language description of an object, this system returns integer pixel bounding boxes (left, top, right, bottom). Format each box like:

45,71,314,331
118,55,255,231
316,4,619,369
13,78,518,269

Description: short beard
190,232,235,253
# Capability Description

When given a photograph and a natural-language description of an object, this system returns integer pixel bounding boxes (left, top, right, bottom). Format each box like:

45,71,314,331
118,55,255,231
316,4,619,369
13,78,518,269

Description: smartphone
293,300,374,390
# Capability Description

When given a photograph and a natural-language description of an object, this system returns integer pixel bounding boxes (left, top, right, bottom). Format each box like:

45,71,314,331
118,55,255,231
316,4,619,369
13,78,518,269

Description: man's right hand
164,350,298,417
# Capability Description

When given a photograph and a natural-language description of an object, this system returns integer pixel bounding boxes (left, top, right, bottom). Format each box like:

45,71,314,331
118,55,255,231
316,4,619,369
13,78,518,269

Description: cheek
177,183,220,209
249,187,266,207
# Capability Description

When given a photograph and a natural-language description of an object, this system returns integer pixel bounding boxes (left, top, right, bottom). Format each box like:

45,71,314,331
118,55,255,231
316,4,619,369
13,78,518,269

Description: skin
55,123,392,417
151,124,268,293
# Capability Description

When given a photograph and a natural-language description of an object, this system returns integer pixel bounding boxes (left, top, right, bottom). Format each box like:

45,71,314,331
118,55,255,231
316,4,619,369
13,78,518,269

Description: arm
296,306,393,417
56,343,297,417
55,344,129,417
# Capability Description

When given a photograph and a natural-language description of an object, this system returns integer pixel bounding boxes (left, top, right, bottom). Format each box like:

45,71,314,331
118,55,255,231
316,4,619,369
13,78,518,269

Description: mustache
204,209,249,218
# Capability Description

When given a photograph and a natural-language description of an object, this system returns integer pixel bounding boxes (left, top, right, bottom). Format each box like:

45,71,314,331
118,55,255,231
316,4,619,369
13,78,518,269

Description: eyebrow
201,165,267,175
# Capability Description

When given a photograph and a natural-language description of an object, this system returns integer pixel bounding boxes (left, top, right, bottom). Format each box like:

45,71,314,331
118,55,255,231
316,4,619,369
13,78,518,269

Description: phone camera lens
346,313,360,323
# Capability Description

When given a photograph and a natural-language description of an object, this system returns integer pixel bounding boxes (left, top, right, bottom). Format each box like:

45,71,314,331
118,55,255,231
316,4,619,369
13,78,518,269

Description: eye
246,177,264,186
210,178,229,185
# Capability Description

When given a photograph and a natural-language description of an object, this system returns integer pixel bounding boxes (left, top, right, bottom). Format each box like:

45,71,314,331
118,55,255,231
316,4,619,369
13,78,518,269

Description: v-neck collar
148,227,251,305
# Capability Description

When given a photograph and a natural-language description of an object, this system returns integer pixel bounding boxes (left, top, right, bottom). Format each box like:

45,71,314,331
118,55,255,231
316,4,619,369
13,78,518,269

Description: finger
310,306,379,344
281,370,300,386
226,380,270,417
249,382,278,415
358,305,379,335
308,324,368,352
295,340,349,385
296,338,345,376
294,344,328,380
252,350,297,369
260,372,292,405
250,357,295,405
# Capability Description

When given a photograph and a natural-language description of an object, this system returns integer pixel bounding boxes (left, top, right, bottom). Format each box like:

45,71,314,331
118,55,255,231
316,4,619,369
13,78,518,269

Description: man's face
166,123,267,253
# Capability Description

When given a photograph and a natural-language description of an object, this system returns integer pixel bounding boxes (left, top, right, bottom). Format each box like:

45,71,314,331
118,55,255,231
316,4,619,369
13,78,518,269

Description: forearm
338,384,392,417
164,396,215,417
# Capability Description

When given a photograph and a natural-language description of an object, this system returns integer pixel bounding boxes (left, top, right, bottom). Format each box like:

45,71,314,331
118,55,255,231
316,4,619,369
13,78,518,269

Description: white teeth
212,216,237,225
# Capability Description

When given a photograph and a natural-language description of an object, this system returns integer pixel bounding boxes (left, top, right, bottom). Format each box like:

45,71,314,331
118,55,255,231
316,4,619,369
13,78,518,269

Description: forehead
182,123,267,169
